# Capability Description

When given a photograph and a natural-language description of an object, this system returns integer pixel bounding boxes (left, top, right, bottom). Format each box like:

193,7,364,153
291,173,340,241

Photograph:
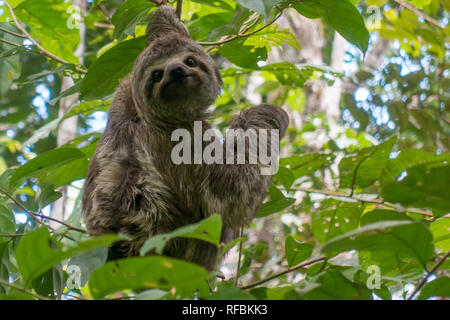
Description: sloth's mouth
164,74,194,87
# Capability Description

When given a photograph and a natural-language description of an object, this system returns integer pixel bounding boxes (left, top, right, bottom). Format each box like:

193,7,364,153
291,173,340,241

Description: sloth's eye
185,57,196,67
152,70,163,82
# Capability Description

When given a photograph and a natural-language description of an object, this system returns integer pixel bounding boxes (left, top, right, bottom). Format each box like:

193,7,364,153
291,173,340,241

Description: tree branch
238,256,326,290
0,278,50,300
0,26,26,38
3,0,87,74
393,0,443,29
0,187,86,234
407,251,450,300
175,0,182,18
290,186,437,218
199,11,282,47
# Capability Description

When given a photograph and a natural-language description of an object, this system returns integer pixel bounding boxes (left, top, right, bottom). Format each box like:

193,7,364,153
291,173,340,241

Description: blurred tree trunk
50,0,86,228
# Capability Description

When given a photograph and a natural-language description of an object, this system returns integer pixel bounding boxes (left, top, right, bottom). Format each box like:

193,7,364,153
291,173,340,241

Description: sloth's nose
168,64,188,82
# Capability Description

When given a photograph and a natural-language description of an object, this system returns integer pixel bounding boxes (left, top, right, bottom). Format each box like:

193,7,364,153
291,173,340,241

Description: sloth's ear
146,5,190,45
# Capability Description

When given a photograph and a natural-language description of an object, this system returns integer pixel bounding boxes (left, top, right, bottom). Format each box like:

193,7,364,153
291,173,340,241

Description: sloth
82,6,289,271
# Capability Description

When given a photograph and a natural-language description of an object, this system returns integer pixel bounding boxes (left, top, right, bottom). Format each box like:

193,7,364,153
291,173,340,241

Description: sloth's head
132,6,222,124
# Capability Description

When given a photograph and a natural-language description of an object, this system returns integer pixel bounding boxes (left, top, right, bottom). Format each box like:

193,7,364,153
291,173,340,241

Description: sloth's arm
200,104,289,228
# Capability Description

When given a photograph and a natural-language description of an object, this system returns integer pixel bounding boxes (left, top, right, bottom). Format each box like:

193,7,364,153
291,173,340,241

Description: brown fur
82,6,289,270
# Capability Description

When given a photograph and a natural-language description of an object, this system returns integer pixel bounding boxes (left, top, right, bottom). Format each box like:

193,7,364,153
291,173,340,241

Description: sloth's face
133,46,221,122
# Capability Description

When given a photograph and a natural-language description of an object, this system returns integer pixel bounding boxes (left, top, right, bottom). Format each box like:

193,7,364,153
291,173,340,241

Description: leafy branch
199,10,283,47
0,187,86,234
3,0,87,74
238,256,326,290
0,278,50,300
290,186,436,218
407,251,450,300
393,0,443,29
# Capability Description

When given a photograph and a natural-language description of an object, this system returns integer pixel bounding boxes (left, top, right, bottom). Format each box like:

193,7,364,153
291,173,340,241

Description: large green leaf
292,0,370,54
15,0,80,63
381,149,450,185
312,201,364,243
111,0,153,40
88,256,210,299
0,203,16,243
339,137,396,190
234,0,283,18
301,270,372,300
418,277,450,300
382,164,450,212
10,147,85,190
140,214,222,255
218,38,267,69
80,36,146,100
321,220,434,267
256,197,295,218
285,235,313,267
16,227,120,282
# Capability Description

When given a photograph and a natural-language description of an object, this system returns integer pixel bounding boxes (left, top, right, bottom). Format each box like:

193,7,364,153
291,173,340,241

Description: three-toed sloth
82,6,289,271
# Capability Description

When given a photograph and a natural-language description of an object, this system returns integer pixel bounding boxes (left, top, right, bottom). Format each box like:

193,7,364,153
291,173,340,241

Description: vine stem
0,187,86,234
0,26,26,38
407,251,450,300
238,256,326,290
3,0,87,74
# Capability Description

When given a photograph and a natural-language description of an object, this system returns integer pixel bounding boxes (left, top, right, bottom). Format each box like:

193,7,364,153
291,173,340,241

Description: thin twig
3,0,87,74
175,0,182,18
93,22,114,29
290,186,436,218
234,226,244,287
407,251,450,300
392,0,443,29
0,187,86,234
199,11,283,46
0,38,20,47
238,256,326,290
0,278,50,300
0,26,26,38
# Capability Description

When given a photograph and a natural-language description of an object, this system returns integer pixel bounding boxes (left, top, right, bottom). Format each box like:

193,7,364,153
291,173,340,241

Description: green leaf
339,137,396,190
0,203,16,243
261,62,312,87
37,184,62,209
140,214,222,255
321,220,434,267
39,158,89,188
382,165,450,212
292,0,370,54
234,0,283,18
244,25,301,51
430,218,450,251
301,270,372,300
16,227,120,282
381,149,450,185
209,286,256,300
285,235,313,267
10,147,85,190
218,38,267,69
15,0,80,63
418,277,450,300
80,36,146,100
88,256,210,299
274,166,295,191
62,100,111,121
111,0,153,40
256,197,295,218
312,201,364,243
